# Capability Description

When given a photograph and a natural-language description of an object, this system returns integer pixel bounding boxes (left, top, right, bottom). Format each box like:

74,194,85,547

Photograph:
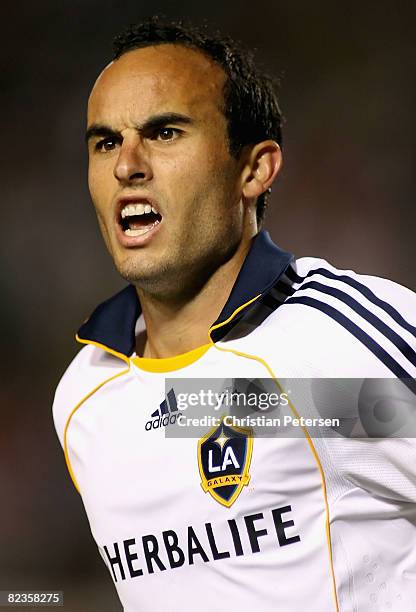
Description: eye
156,127,180,142
95,137,118,152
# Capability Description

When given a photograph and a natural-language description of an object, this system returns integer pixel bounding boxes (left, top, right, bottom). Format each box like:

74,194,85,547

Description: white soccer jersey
53,230,416,611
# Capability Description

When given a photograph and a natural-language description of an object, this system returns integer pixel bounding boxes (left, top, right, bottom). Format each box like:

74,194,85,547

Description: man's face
87,44,249,298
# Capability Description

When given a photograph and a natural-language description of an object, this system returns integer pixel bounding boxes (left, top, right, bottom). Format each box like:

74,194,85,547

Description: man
53,18,416,612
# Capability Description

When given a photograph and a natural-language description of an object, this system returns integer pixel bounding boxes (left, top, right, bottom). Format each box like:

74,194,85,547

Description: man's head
87,18,283,297
111,19,283,223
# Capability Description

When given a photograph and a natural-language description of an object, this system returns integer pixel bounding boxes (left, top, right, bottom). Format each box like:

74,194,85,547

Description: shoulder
265,256,416,377
52,343,127,447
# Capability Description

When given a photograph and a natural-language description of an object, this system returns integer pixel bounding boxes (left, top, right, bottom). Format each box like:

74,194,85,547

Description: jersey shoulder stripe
285,264,416,339
293,280,416,369
284,294,416,392
279,259,416,384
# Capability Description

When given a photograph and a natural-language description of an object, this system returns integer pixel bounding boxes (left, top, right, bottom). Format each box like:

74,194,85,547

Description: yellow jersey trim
209,293,262,336
132,343,211,373
63,365,131,494
208,297,339,611
75,290,261,369
75,333,130,364
210,341,340,611
76,333,211,373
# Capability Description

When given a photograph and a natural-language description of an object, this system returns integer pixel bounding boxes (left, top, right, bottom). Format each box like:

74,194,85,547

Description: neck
136,232,255,359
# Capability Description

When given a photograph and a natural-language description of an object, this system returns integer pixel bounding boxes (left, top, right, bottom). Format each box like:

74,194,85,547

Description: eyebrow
85,112,194,144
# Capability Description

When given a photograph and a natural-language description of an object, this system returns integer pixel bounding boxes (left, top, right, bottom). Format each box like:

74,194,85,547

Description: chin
114,254,166,286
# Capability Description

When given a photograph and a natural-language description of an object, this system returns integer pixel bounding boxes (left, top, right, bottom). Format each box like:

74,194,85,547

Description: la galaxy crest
198,418,253,507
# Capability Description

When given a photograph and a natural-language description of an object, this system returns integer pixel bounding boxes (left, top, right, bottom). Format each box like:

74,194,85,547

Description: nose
113,137,153,185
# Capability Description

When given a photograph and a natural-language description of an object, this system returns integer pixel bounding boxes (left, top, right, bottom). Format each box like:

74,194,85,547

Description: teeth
121,203,159,218
124,227,150,236
121,203,144,218
124,220,160,237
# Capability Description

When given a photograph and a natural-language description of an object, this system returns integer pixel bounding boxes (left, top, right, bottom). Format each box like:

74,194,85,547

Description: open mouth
119,202,162,237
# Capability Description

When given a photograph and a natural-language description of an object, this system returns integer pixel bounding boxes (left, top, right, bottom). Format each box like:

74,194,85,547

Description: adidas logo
145,388,179,431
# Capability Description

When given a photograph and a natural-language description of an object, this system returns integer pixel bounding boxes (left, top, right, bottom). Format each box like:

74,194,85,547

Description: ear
241,141,282,200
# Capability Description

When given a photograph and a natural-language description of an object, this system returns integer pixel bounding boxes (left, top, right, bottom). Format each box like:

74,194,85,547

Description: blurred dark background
1,1,415,610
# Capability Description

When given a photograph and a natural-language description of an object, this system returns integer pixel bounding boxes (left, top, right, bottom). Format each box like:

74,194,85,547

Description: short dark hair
113,17,283,225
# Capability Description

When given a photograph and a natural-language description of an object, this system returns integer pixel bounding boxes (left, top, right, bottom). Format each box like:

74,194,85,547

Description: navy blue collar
77,230,294,356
